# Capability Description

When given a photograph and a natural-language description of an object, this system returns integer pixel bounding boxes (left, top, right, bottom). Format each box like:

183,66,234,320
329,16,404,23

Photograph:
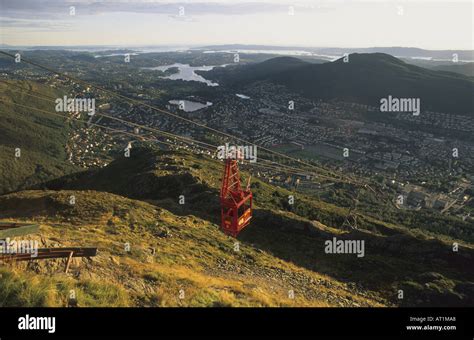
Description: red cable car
219,155,252,237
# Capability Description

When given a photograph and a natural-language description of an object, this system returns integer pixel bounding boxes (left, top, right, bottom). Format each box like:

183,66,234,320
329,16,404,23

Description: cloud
3,0,469,49
0,0,335,30
0,1,297,19
0,17,73,31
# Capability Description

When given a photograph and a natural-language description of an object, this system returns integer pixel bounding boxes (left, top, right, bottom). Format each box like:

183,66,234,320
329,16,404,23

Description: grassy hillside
0,190,382,307
25,146,474,307
0,80,78,194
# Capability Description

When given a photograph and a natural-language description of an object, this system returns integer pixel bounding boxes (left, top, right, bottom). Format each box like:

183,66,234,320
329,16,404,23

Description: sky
0,0,473,49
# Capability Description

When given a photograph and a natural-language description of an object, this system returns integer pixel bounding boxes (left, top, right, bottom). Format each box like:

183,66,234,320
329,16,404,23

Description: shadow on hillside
237,208,474,307
148,194,222,225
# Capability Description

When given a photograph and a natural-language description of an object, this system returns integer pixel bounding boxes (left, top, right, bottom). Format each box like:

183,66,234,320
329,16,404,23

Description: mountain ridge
206,53,474,115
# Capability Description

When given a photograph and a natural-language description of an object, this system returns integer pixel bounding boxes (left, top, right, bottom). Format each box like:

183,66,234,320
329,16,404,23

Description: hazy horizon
1,0,473,50
1,43,473,52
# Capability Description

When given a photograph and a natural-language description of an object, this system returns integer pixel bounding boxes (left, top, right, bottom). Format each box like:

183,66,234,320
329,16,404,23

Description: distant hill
315,47,474,61
430,63,474,78
197,44,313,51
205,56,310,86
197,45,474,61
209,53,474,116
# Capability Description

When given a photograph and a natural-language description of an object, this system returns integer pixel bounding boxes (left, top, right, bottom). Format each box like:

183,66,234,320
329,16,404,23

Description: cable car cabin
220,158,253,237
220,191,252,237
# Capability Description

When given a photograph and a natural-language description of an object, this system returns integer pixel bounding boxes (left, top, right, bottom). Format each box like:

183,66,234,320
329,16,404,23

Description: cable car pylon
219,151,253,237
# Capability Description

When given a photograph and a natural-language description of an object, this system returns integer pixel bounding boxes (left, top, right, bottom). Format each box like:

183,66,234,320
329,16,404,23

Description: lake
236,94,251,99
168,100,213,112
143,63,225,86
